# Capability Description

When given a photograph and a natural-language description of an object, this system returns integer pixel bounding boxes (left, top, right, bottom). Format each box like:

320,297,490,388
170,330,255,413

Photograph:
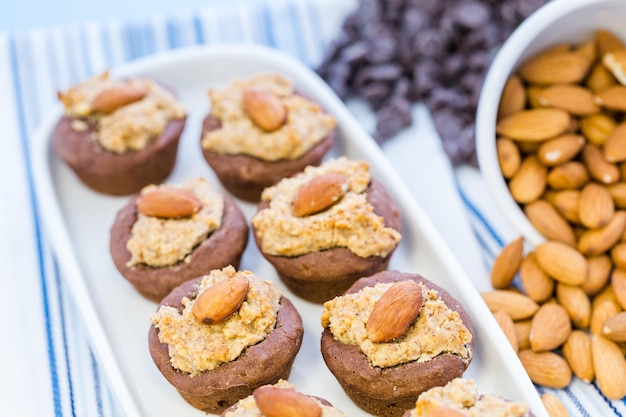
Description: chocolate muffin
200,73,336,201
220,380,346,417
252,157,402,303
53,71,186,195
320,270,475,417
110,177,248,302
149,267,304,414
402,378,535,417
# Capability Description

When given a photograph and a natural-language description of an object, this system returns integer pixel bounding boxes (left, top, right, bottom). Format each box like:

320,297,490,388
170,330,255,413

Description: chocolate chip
360,82,392,108
452,1,491,29
376,97,413,140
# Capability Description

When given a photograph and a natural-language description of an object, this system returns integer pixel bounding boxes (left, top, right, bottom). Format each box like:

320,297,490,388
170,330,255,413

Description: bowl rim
476,0,611,246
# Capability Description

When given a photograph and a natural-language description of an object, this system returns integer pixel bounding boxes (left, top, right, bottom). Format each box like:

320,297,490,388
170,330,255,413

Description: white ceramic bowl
477,0,626,246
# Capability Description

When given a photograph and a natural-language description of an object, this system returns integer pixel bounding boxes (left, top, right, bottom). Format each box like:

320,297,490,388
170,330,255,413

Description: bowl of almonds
477,0,626,402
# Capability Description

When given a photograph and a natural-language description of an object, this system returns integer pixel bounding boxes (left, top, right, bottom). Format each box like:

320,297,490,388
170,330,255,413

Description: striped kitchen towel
0,0,622,416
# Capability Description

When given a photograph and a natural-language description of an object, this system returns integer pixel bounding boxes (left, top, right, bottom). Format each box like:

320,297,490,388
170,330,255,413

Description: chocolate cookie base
52,115,186,195
321,270,475,417
200,114,336,202
110,193,248,302
253,178,402,303
149,279,304,414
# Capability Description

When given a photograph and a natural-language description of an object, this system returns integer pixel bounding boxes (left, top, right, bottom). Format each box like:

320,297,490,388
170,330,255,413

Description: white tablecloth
1,0,620,416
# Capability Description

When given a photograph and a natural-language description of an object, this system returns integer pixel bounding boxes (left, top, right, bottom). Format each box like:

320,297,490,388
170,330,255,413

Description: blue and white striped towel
1,0,623,415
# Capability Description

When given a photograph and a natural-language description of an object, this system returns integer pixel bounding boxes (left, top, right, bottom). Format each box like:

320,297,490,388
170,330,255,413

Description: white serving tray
31,44,548,417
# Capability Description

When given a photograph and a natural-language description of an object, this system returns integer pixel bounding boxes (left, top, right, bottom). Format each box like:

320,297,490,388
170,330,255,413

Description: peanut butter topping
58,71,186,153
126,178,224,268
200,73,336,161
252,157,401,258
223,380,346,417
321,282,472,368
408,378,530,417
151,266,282,376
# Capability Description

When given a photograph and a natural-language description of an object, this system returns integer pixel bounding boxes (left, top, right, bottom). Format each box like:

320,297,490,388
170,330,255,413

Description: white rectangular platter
31,43,548,417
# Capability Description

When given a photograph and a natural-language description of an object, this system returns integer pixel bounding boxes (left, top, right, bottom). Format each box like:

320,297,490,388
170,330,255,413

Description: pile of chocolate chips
317,0,548,166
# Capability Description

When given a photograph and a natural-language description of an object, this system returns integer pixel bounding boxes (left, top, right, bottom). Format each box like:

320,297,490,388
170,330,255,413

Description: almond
578,211,626,256
611,242,626,269
537,84,600,115
498,75,526,120
609,183,626,208
191,275,249,325
596,29,626,56
518,51,589,84
541,393,570,417
243,88,286,132
493,310,519,353
595,85,626,111
524,200,576,246
520,252,555,303
495,109,571,142
592,334,626,400
547,162,589,190
496,137,521,178
508,156,547,204
529,303,571,352
591,299,621,335
579,182,615,229
603,311,626,342
556,283,591,329
586,63,617,93
562,330,594,383
490,236,524,289
534,241,588,286
253,386,322,417
537,134,585,166
580,113,616,145
137,187,202,218
604,50,626,85
481,290,539,320
366,280,424,343
612,268,626,310
594,284,619,307
518,350,572,389
553,190,581,224
293,173,348,217
604,122,626,163
576,39,597,65
583,255,612,296
515,319,532,351
582,143,621,184
91,84,147,113
527,86,545,109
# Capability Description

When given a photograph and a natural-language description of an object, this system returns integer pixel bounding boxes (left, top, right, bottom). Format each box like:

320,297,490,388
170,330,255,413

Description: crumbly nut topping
408,378,530,417
223,380,346,417
58,71,186,153
200,73,336,161
321,282,472,368
126,178,224,268
151,266,282,376
252,157,401,258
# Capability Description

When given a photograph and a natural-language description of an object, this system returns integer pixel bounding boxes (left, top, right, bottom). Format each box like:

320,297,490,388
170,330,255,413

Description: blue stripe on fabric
193,13,204,44
456,183,504,248
287,0,306,63
9,35,63,417
262,5,276,47
89,351,104,417
166,18,177,49
54,260,76,417
563,387,593,417
593,382,624,417
143,23,156,56
471,225,497,259
306,0,326,53
79,27,93,76
100,24,113,67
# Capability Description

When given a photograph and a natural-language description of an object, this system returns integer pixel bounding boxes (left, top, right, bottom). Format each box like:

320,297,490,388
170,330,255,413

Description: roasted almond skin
556,283,590,329
534,241,588,286
498,75,526,120
578,182,615,229
497,137,521,178
137,188,202,218
562,330,594,383
366,280,424,343
592,335,626,400
603,311,626,342
253,386,322,417
541,393,570,417
91,85,147,113
493,310,519,353
508,156,547,203
537,134,585,166
191,275,249,325
518,350,572,389
490,236,524,289
524,200,576,246
293,173,348,217
529,303,571,352
578,211,626,256
496,108,570,142
583,255,612,296
481,290,539,320
243,88,287,132
520,252,555,303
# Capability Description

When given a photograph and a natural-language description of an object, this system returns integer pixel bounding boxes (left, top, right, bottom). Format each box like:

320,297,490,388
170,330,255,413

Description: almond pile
487,29,626,404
